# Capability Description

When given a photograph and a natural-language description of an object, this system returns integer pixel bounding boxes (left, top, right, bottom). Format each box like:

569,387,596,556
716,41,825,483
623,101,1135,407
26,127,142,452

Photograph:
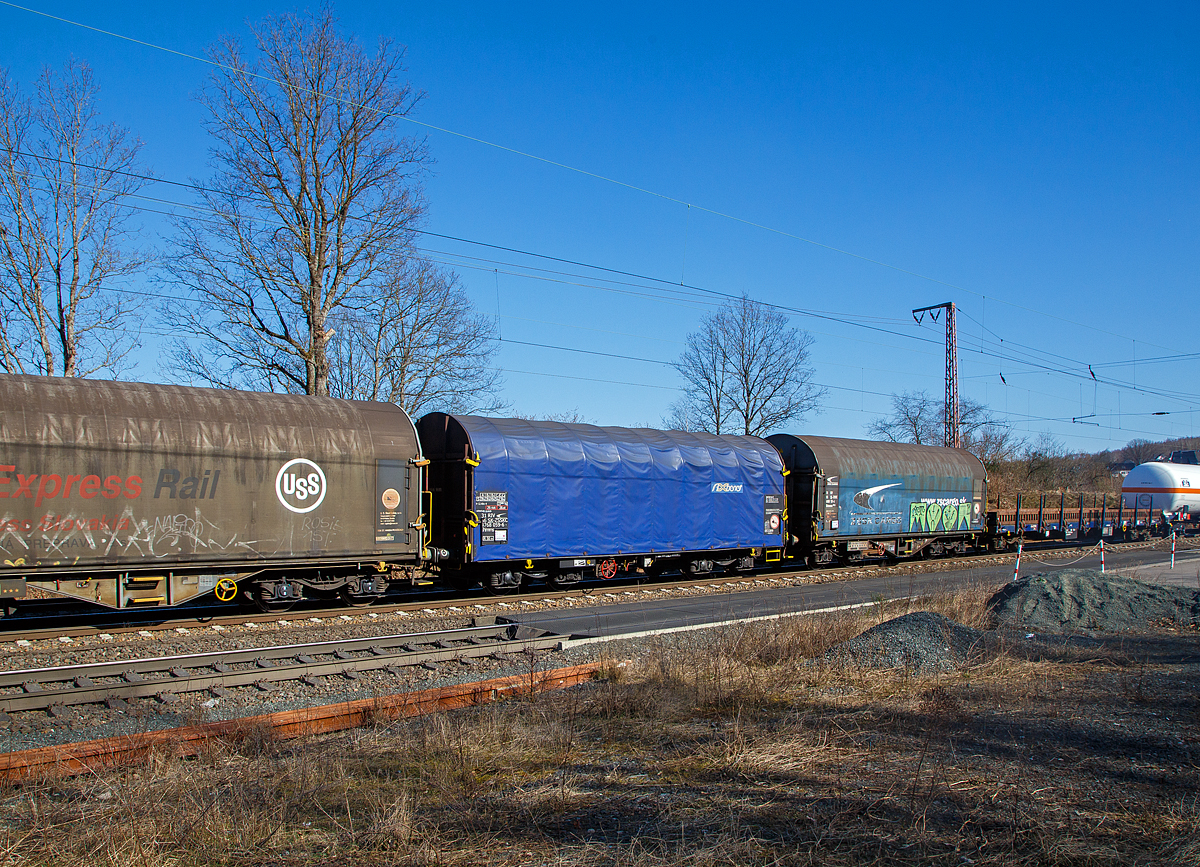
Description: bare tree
662,397,711,433
0,61,146,377
865,389,939,444
868,389,1022,470
1019,432,1064,489
668,295,823,436
668,312,731,432
166,8,429,395
1121,438,1160,465
511,409,592,423
326,257,504,415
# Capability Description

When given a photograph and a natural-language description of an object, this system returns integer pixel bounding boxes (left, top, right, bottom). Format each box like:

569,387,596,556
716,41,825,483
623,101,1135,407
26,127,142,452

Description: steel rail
0,620,564,714
0,537,1170,644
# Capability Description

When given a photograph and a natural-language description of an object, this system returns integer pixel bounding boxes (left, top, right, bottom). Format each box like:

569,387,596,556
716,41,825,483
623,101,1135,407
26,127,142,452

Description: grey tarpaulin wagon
0,376,427,610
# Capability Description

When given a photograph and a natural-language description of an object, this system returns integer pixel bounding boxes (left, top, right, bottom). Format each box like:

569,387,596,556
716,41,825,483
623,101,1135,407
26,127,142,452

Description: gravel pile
989,570,1200,634
822,611,986,674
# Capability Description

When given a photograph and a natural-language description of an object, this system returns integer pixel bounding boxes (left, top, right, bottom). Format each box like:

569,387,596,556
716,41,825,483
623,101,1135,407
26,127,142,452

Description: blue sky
3,1,1197,452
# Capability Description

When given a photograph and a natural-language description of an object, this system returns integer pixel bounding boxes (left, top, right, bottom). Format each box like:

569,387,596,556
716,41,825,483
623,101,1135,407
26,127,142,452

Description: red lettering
0,470,145,501
35,474,62,506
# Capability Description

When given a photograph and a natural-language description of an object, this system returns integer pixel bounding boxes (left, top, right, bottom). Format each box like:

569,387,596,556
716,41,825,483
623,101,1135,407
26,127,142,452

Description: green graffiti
910,501,975,532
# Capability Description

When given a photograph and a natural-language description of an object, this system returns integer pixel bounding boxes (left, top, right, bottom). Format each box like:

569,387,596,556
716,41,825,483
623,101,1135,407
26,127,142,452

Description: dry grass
1,583,1197,866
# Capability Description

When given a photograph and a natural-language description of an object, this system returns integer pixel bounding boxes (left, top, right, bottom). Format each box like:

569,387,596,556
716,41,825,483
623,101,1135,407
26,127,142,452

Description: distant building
1108,460,1136,477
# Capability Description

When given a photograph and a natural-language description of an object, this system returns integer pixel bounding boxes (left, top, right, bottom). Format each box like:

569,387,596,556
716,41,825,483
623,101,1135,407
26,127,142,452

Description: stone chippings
822,570,1200,675
822,611,986,674
988,569,1200,633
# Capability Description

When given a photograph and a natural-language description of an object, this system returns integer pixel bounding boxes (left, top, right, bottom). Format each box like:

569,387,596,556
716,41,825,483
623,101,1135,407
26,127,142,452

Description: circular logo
275,458,327,513
768,514,781,530
381,487,401,510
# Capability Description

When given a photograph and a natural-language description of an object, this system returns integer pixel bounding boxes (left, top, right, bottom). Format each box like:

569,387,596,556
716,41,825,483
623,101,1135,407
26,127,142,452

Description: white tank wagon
1120,460,1200,520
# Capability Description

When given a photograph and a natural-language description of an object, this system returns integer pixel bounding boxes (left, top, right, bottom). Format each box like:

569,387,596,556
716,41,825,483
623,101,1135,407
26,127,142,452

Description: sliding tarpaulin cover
443,415,786,563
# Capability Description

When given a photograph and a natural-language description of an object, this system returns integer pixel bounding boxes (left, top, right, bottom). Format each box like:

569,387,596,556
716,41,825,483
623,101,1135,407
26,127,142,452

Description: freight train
0,375,990,610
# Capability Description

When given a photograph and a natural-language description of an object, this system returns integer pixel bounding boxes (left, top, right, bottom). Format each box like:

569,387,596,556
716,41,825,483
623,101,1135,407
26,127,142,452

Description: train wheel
254,582,300,613
550,571,583,588
485,585,520,596
339,577,386,607
636,563,665,583
484,571,522,594
255,597,297,614
723,556,755,575
339,587,378,608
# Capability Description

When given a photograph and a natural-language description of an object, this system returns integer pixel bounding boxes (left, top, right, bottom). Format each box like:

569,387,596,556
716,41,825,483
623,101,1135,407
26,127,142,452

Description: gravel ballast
988,569,1200,633
822,611,986,673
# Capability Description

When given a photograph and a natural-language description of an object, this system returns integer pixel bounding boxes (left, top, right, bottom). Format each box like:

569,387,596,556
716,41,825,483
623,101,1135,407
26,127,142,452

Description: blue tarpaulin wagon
417,414,787,589
766,434,988,565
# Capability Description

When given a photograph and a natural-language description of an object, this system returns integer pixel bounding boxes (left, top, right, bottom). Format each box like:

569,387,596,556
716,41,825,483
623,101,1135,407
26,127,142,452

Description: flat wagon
0,376,426,609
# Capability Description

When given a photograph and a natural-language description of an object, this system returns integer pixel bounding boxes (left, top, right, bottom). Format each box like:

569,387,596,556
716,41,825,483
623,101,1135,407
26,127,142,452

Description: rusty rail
0,663,601,782
0,620,562,715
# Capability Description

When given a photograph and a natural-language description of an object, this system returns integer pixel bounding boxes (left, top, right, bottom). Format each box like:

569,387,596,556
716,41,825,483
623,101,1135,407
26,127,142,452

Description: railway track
0,619,564,718
0,536,1181,645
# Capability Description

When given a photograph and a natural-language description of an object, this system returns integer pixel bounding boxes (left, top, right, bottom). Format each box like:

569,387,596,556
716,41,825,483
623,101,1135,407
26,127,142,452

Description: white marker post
1172,530,1177,570
1100,537,1105,573
1012,542,1022,582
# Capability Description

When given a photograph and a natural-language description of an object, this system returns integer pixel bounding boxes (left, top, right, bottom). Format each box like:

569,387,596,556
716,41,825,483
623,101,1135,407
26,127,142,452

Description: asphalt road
508,544,1200,641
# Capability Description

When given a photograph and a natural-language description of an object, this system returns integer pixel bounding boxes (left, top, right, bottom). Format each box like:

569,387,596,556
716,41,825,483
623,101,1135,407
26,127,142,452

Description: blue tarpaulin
449,416,786,562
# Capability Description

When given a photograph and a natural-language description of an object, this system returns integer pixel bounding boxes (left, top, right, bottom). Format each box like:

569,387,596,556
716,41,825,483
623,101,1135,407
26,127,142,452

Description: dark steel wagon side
767,434,987,565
